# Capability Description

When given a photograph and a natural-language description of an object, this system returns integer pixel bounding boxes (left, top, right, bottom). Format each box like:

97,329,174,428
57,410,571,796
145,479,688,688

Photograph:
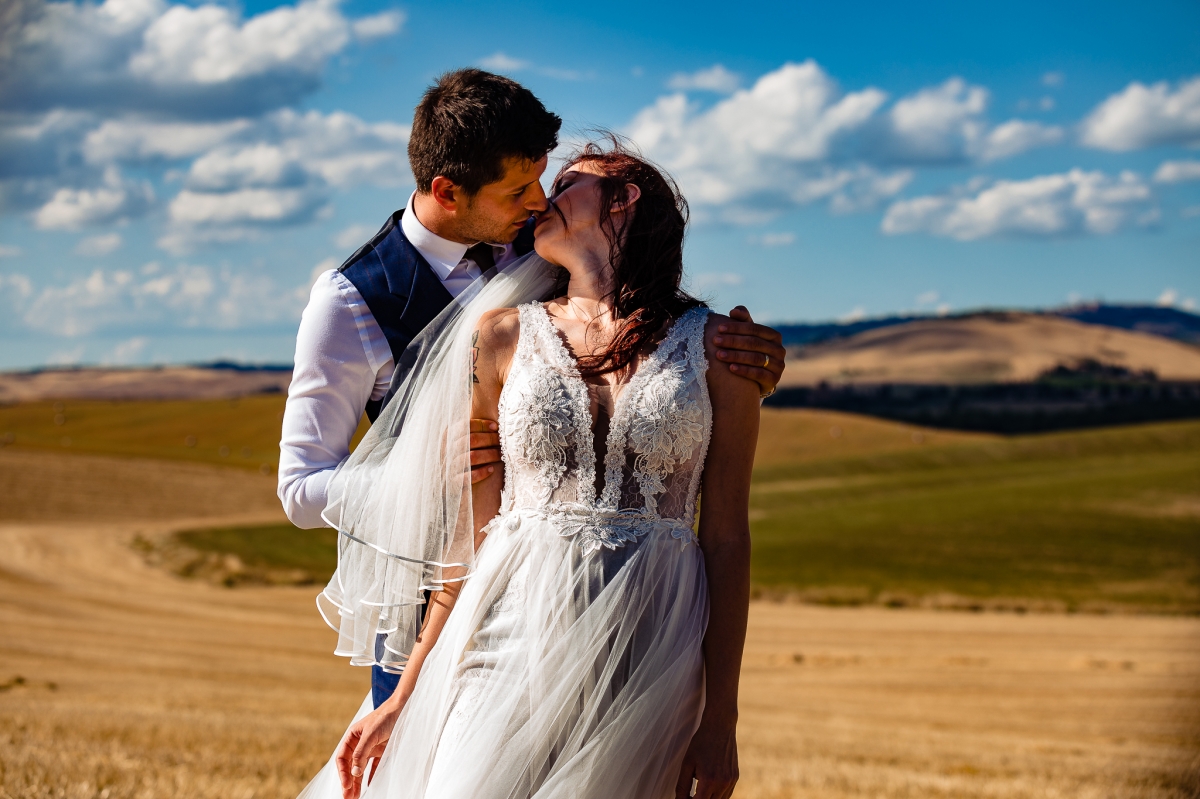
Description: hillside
775,303,1200,348
0,364,292,402
780,311,1200,386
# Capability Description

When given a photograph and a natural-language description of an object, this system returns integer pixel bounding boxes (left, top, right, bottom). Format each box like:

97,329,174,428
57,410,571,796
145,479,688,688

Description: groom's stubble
436,155,551,246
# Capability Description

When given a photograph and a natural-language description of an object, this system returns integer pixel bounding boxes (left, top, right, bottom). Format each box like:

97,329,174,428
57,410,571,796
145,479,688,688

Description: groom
278,68,786,709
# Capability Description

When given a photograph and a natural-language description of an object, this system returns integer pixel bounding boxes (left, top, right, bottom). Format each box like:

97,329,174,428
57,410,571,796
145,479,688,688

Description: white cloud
1153,159,1200,184
17,262,310,335
1081,76,1200,151
1042,72,1064,88
352,10,404,40
0,274,34,318
627,62,1060,223
267,109,410,188
915,290,940,306
105,335,149,364
476,53,588,81
83,117,253,163
1184,298,1197,311
479,52,529,72
186,143,309,191
0,0,391,117
881,77,988,162
1039,96,1055,111
629,61,892,216
749,232,795,247
335,224,376,249
827,167,914,213
839,306,867,323
1157,288,1178,307
128,0,349,86
0,0,407,234
667,65,740,94
169,186,325,225
878,79,1062,164
34,167,154,229
153,109,407,251
882,169,1153,240
310,257,340,286
978,119,1063,161
0,246,22,257
1182,205,1200,219
74,232,123,256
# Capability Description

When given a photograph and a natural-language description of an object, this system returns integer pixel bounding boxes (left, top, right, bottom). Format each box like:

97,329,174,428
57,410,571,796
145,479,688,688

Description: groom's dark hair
409,69,561,195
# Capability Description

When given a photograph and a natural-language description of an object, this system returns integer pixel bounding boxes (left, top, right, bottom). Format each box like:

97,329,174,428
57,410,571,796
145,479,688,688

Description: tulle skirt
299,507,709,799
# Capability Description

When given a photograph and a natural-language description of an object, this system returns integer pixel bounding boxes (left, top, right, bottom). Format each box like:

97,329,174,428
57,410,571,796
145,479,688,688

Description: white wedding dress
301,302,714,799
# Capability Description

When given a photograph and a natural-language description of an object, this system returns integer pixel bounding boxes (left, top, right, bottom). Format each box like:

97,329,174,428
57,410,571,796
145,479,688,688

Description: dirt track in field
1,449,1197,799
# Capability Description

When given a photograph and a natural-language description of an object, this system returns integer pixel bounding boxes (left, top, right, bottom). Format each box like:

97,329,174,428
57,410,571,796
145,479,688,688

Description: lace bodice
495,303,713,553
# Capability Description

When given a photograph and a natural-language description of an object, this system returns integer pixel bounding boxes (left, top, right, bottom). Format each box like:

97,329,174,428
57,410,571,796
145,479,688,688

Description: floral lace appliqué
497,304,712,554
627,360,707,514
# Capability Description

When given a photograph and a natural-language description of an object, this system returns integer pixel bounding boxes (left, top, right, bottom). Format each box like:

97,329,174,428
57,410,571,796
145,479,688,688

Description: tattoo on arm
470,330,480,387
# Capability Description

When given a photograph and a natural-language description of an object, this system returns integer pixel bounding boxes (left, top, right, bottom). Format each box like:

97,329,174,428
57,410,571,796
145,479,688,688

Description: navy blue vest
339,208,535,421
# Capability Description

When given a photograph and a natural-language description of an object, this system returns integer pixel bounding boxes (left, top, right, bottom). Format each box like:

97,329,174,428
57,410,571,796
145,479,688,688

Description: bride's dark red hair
547,137,705,378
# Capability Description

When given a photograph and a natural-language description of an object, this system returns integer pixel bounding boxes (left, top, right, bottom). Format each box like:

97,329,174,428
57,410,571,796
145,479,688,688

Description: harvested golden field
1,424,1199,798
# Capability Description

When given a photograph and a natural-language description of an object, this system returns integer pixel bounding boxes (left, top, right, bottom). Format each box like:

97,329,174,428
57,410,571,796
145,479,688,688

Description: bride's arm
335,308,519,799
676,313,759,799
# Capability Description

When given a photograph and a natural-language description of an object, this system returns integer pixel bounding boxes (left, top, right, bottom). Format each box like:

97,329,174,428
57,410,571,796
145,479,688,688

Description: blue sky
1,0,1198,369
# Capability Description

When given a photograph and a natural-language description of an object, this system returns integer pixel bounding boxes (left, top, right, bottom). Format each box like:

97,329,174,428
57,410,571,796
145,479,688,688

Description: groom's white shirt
278,193,508,529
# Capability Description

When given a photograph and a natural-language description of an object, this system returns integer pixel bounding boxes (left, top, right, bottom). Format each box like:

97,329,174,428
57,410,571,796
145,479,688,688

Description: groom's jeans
371,592,428,708
371,637,401,708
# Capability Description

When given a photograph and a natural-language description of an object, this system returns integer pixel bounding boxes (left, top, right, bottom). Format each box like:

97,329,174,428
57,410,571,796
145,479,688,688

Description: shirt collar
401,192,470,281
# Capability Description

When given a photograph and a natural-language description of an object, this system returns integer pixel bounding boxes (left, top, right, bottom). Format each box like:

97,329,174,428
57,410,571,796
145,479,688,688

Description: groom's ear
430,176,465,212
611,183,641,214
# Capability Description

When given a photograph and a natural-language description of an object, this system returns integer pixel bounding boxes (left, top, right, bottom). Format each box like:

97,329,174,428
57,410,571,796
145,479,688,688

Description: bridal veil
317,252,557,674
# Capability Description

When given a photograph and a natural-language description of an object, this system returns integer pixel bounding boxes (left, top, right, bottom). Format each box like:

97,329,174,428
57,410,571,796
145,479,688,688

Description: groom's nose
525,181,549,213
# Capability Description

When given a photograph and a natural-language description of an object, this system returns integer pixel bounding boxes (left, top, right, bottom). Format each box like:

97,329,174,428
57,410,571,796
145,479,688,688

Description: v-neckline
530,302,695,508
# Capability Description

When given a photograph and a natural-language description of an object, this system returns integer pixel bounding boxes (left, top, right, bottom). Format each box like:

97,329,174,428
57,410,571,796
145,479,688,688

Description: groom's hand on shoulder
712,306,786,398
469,418,502,483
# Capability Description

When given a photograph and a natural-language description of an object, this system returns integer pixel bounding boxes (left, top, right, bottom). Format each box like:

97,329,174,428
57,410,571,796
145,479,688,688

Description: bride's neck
558,250,617,320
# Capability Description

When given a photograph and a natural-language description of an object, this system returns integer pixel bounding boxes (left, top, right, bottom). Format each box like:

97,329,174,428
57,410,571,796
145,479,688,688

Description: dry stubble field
1,433,1199,798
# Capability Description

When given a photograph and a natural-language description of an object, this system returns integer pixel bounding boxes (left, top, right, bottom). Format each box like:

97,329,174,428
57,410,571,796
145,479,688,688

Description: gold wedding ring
762,353,771,369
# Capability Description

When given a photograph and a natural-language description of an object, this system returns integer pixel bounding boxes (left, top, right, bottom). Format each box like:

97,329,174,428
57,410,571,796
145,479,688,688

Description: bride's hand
335,701,403,799
674,714,739,799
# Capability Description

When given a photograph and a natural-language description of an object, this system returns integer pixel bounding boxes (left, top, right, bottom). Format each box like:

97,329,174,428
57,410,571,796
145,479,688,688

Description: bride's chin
532,240,566,267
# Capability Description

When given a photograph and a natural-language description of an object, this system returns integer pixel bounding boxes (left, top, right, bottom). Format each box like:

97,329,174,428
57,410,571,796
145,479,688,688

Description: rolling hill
774,303,1200,348
780,311,1200,386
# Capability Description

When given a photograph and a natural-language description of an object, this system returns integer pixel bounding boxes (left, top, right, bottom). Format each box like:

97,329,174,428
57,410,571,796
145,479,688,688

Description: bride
301,141,758,799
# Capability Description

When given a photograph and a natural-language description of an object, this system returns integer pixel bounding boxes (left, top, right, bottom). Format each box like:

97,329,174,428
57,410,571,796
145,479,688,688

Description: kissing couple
278,69,787,799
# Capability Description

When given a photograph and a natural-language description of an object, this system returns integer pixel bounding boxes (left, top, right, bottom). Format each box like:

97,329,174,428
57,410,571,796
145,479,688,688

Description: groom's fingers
467,419,501,483
469,442,501,483
469,431,500,451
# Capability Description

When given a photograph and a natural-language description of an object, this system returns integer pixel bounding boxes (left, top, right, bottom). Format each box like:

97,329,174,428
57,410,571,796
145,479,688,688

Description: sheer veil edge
316,252,557,674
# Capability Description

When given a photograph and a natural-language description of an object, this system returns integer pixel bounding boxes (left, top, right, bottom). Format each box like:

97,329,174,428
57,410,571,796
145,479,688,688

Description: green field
750,416,1200,613
175,523,339,585
3,397,1196,612
0,396,369,471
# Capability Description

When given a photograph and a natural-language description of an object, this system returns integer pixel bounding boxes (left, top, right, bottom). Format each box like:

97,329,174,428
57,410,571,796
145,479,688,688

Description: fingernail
717,350,728,358
489,422,498,430
718,325,728,332
488,466,495,473
351,766,362,777
730,364,739,372
713,336,723,344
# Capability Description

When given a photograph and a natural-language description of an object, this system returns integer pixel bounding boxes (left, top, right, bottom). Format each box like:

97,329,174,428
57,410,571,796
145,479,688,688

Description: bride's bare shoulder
474,308,522,382
475,307,520,347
